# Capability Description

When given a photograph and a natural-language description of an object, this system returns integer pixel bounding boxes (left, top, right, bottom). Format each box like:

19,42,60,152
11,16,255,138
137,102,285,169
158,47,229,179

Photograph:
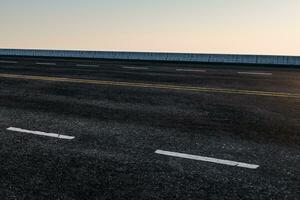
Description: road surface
0,56,299,200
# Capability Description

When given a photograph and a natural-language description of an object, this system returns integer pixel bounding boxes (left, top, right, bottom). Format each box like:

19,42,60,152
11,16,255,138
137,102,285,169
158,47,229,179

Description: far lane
1,56,300,95
0,73,299,98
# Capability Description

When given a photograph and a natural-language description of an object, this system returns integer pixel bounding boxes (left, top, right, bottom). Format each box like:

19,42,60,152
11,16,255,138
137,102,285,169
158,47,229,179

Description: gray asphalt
0,56,299,200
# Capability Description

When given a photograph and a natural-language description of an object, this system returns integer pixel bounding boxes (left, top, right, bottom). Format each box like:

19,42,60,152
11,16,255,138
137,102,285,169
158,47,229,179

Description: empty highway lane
0,57,299,200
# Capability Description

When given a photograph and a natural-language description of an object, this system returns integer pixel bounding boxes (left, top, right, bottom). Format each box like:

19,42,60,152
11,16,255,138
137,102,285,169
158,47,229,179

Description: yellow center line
0,73,299,98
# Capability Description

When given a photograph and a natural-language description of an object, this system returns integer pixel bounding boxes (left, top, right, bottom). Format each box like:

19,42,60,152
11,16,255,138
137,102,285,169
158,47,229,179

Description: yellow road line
0,73,299,98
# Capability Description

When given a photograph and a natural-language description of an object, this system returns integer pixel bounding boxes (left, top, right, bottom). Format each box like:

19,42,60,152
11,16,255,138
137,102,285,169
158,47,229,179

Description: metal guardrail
0,49,299,66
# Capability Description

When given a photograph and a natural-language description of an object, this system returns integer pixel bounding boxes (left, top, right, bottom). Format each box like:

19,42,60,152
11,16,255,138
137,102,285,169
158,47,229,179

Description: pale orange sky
1,0,300,55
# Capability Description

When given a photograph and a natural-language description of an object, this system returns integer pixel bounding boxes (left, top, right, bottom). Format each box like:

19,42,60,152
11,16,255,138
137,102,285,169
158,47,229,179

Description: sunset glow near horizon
1,0,300,56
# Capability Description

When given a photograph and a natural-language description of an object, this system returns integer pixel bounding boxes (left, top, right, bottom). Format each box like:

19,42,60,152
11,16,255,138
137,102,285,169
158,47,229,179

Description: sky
0,0,300,55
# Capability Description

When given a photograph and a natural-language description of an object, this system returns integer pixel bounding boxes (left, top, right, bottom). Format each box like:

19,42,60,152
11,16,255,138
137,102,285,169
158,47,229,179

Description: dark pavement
0,56,299,200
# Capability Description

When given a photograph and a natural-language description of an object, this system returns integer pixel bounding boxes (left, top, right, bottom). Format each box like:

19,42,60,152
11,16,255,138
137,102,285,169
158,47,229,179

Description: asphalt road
0,56,299,200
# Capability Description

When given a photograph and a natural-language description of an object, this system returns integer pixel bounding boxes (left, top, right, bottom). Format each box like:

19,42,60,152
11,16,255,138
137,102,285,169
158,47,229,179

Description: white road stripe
76,64,99,67
155,150,259,169
7,127,75,140
122,66,149,70
0,61,18,64
176,69,206,72
238,72,272,76
36,62,57,66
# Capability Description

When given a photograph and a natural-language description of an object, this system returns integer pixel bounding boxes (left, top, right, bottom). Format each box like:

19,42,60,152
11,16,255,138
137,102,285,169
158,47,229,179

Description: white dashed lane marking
36,62,57,66
76,64,99,67
122,66,149,70
155,150,259,169
176,69,206,72
238,72,272,76
0,61,18,64
7,127,75,140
